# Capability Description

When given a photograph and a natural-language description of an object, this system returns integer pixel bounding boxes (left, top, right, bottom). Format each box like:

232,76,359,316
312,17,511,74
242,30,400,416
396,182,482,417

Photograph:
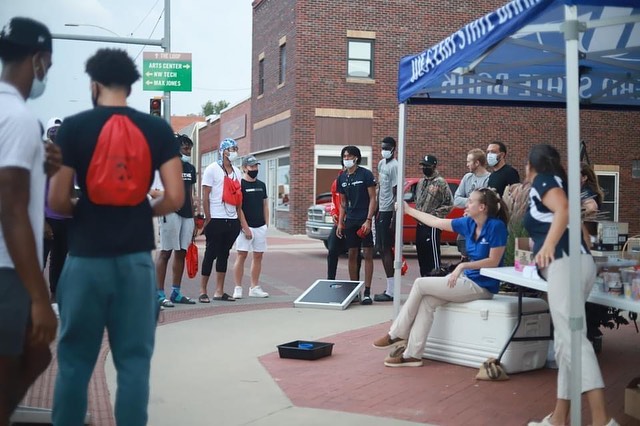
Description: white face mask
227,151,238,162
181,154,191,163
28,57,48,100
343,159,355,169
381,150,393,159
487,153,499,167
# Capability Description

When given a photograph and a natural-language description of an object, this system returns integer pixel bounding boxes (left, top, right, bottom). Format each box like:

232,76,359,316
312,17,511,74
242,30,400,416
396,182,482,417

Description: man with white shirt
0,17,57,423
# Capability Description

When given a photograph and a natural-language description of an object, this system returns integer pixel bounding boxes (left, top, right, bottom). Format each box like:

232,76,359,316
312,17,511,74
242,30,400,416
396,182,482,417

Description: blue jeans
53,252,157,426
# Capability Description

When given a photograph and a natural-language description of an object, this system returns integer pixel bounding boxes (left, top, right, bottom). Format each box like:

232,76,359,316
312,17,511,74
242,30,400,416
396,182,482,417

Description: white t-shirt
201,162,242,219
151,170,164,191
0,82,46,268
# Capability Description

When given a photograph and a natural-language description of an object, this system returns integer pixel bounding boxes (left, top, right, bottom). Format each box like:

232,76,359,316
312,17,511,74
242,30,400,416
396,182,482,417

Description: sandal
172,295,196,305
198,293,210,303
159,298,174,308
212,292,236,302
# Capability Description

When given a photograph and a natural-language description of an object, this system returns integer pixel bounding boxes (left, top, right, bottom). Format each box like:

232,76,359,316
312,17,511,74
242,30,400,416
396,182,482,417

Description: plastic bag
186,241,198,279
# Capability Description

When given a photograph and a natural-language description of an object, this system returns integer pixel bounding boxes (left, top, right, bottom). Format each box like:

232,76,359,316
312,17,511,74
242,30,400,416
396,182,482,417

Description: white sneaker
249,286,269,298
232,286,243,299
527,414,561,426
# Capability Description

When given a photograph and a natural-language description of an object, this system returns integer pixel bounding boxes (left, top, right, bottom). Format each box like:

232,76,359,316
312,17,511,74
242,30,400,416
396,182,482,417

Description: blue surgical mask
28,57,48,100
228,151,238,162
343,159,355,169
181,154,191,163
381,150,393,159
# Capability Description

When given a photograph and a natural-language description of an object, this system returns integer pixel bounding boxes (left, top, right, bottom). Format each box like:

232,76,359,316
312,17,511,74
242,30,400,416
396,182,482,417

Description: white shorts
235,224,268,253
159,213,194,251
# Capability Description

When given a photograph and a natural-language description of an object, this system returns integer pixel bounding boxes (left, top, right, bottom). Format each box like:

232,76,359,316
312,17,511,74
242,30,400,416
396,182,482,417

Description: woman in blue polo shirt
523,144,616,426
373,187,508,367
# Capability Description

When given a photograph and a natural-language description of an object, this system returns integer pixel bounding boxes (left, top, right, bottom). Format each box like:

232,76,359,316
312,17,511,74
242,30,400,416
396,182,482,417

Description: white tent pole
393,103,407,318
564,5,583,426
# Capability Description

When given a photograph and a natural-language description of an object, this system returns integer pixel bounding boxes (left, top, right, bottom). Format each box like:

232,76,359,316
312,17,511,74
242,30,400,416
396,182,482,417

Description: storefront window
277,157,290,210
201,151,217,170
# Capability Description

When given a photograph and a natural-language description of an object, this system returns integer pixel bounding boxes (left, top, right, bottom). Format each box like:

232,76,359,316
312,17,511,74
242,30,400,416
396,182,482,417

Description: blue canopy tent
392,1,640,424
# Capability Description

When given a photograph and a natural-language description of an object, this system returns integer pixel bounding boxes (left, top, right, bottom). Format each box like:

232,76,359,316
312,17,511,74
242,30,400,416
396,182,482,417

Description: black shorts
375,211,395,251
0,268,30,356
343,219,374,249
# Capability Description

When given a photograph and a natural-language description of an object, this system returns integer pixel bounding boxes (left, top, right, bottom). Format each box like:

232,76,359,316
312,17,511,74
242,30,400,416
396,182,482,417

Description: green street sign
142,52,192,92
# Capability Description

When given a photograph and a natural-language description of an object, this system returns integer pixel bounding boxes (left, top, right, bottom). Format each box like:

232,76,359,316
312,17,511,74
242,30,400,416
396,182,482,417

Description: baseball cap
242,155,260,167
0,17,52,53
419,155,438,167
44,117,62,141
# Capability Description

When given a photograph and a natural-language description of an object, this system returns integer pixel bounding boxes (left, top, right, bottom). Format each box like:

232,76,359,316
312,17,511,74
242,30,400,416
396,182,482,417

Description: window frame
278,43,286,86
594,170,619,221
258,57,265,96
347,38,374,79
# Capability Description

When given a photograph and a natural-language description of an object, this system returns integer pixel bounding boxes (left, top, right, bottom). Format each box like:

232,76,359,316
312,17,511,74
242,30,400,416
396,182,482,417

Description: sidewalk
18,228,640,425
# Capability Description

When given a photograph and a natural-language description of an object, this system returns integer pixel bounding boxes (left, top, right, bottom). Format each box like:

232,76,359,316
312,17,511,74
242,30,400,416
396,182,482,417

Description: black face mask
247,170,259,179
423,167,435,177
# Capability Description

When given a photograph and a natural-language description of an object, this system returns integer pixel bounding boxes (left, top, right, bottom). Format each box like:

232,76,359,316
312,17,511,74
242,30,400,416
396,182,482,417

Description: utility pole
163,0,171,121
50,0,172,124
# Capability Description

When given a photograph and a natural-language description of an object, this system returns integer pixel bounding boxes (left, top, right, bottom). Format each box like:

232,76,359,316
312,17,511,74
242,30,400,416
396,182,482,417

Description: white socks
386,277,394,296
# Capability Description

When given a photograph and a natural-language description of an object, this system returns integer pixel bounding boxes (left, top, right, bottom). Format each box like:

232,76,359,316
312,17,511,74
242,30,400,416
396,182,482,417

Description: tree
201,100,229,116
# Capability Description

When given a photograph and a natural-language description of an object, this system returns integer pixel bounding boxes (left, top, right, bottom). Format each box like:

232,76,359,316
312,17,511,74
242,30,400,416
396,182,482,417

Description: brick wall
198,119,220,154
253,0,640,235
220,98,252,157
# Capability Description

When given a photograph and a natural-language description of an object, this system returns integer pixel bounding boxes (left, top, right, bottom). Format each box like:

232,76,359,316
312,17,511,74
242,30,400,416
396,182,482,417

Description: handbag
186,240,198,279
475,358,509,381
220,164,243,206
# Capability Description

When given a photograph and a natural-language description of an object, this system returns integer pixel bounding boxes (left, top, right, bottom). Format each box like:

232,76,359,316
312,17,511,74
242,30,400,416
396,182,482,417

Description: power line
129,0,161,36
193,86,251,92
133,8,164,61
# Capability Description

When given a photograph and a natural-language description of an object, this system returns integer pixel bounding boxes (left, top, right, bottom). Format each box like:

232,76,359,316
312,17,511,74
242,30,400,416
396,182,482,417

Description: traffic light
150,98,162,116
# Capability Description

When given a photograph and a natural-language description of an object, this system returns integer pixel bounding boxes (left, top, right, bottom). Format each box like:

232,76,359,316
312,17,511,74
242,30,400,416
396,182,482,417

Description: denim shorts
0,268,30,356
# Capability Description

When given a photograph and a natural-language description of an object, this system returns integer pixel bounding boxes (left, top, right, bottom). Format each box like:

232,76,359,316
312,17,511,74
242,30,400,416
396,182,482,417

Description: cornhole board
294,279,364,310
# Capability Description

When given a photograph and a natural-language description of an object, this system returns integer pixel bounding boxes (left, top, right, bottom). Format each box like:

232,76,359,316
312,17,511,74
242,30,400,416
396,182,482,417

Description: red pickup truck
306,177,463,249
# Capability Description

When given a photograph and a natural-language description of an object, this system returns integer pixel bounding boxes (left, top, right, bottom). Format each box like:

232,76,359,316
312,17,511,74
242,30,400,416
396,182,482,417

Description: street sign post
142,52,192,92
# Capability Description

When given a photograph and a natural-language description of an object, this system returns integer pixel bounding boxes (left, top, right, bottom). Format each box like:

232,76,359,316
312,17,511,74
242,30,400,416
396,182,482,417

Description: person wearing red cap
0,16,58,423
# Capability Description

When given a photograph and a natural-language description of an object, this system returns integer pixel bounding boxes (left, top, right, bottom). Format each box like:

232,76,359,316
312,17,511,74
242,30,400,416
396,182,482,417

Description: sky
0,0,253,124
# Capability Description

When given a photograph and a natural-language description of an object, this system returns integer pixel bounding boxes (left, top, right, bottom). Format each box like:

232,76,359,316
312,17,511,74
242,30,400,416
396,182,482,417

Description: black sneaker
373,292,393,302
360,296,373,305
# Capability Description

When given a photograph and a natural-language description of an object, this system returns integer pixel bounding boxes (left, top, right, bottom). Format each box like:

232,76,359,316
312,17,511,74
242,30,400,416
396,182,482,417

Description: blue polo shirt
452,216,508,293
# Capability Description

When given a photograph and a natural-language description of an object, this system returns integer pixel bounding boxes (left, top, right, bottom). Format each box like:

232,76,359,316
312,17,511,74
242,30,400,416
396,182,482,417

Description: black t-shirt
523,173,589,260
487,164,520,197
241,179,267,227
337,166,376,222
176,161,197,218
56,106,178,256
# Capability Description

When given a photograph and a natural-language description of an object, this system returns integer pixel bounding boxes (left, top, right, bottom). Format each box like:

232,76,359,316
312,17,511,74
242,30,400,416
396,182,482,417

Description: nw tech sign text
147,62,185,87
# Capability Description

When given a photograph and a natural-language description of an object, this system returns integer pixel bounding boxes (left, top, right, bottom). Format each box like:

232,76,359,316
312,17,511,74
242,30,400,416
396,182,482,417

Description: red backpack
86,115,152,206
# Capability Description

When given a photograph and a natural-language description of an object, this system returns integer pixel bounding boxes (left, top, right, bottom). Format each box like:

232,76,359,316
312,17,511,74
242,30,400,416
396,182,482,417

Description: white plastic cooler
423,294,551,373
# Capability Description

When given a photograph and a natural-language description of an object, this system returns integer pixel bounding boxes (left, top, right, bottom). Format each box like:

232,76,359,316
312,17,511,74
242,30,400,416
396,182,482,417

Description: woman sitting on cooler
373,187,509,367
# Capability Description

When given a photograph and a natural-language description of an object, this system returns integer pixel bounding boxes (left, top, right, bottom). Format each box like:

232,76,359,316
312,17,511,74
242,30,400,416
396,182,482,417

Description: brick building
247,0,639,235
